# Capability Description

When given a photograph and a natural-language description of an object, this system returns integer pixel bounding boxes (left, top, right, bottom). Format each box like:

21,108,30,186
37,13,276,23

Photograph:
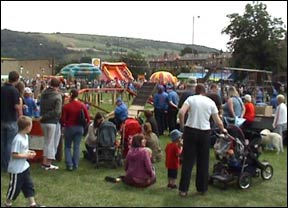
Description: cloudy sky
1,1,287,51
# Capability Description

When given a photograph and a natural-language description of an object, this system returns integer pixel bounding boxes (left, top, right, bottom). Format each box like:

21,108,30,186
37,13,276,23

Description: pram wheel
261,164,273,180
238,172,251,189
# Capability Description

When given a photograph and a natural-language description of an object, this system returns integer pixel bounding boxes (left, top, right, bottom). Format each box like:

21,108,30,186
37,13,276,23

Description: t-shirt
244,102,255,123
1,83,20,122
115,103,128,122
8,133,30,174
184,95,218,130
165,142,181,169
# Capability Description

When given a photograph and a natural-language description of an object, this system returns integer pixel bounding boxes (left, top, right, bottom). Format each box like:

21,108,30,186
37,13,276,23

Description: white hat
244,94,251,102
24,87,32,94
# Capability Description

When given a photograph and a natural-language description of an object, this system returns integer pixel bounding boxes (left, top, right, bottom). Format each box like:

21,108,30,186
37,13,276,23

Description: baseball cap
116,97,122,103
170,129,183,142
24,87,32,94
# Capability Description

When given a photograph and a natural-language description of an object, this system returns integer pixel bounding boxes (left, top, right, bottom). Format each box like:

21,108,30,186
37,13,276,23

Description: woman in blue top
223,86,245,126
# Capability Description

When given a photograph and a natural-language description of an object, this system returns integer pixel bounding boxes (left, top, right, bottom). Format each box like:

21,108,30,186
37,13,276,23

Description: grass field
1,93,287,207
1,133,287,207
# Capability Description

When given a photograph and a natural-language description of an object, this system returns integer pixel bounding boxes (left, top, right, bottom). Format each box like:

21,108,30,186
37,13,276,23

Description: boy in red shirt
165,129,183,189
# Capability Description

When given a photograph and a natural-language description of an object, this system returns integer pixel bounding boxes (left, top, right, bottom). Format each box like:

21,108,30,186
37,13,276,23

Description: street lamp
192,16,200,45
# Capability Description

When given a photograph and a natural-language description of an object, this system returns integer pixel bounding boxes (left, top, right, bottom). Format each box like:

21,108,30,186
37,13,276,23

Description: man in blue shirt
166,84,179,132
154,85,168,135
107,97,128,130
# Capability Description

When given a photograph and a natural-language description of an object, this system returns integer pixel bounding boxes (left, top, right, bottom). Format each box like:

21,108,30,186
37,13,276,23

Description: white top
273,103,287,127
8,133,30,174
184,94,218,130
85,122,98,147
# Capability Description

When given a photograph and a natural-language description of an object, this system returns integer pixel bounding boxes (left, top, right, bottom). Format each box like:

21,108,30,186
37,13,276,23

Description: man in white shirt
178,84,227,197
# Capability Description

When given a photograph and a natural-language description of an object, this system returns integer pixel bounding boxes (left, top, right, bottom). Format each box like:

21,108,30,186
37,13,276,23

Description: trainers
4,202,12,207
41,164,59,170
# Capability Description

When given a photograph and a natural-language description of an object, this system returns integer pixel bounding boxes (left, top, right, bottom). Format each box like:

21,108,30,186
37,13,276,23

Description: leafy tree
180,47,198,56
80,56,92,63
180,47,192,56
119,52,148,78
222,2,286,71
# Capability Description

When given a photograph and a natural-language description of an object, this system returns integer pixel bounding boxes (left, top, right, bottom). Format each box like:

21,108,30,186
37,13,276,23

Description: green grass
1,95,287,207
1,135,287,207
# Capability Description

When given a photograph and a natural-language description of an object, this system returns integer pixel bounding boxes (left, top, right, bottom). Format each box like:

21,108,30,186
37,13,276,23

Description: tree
80,56,91,63
222,2,286,71
120,52,148,78
180,47,198,56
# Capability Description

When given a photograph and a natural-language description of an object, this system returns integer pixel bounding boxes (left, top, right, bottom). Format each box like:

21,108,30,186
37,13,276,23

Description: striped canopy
149,71,177,85
59,63,101,81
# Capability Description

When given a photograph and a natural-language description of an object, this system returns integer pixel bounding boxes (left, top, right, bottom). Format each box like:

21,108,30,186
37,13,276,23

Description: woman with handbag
61,88,90,171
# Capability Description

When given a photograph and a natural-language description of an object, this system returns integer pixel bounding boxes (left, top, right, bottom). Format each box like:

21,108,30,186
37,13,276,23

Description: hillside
1,29,219,62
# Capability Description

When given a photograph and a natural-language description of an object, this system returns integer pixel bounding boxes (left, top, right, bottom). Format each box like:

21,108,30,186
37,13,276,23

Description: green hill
1,29,219,62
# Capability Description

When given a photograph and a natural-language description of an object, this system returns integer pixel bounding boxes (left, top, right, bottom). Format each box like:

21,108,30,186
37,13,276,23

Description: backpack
78,106,88,136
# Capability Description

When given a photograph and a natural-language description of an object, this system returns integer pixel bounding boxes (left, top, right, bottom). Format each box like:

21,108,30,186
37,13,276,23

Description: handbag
79,106,88,136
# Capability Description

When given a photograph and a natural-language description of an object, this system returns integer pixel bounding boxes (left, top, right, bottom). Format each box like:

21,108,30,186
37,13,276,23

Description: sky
1,1,287,51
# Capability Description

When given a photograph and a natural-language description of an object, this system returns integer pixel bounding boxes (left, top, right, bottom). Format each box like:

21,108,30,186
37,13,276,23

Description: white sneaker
48,164,59,170
41,164,59,170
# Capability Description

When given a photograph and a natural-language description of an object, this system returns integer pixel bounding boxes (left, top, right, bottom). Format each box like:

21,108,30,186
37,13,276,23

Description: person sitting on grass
143,122,162,163
83,112,103,162
122,133,156,188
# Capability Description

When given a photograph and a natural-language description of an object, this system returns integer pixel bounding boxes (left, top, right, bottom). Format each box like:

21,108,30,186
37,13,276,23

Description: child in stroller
210,125,273,189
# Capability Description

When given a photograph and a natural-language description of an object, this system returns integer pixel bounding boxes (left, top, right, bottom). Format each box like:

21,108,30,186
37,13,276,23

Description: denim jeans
1,121,18,171
274,123,287,139
64,126,83,168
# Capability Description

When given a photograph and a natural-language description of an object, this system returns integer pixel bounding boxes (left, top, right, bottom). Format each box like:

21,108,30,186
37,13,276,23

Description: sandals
179,191,188,197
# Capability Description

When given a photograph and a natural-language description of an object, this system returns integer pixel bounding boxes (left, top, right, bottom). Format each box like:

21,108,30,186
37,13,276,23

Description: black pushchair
209,125,273,189
94,121,122,168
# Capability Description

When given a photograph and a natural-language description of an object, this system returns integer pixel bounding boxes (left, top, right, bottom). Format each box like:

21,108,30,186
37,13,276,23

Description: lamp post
192,16,200,45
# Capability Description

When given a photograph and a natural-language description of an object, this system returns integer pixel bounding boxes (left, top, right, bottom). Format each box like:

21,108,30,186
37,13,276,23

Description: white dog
260,129,283,154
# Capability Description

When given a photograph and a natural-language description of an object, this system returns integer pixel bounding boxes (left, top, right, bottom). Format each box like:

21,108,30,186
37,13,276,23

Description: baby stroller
209,125,273,189
95,121,122,168
120,118,142,158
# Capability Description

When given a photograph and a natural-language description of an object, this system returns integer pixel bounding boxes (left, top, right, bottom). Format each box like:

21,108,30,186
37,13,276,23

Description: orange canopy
149,71,177,85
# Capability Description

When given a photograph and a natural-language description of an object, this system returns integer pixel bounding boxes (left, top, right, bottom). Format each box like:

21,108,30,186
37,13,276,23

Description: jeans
64,126,83,168
274,123,287,139
1,121,18,171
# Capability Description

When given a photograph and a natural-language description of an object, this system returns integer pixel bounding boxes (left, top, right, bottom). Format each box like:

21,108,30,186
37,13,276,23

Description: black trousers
179,127,211,193
168,106,178,132
154,108,167,135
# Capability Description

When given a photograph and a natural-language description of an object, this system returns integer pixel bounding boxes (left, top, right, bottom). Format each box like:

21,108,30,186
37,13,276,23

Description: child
4,116,43,207
165,129,183,189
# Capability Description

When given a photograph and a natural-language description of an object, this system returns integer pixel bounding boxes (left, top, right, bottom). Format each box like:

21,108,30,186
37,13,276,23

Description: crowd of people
1,70,287,206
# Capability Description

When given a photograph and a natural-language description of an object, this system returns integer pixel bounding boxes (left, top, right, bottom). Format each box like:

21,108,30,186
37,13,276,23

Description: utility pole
192,16,200,46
